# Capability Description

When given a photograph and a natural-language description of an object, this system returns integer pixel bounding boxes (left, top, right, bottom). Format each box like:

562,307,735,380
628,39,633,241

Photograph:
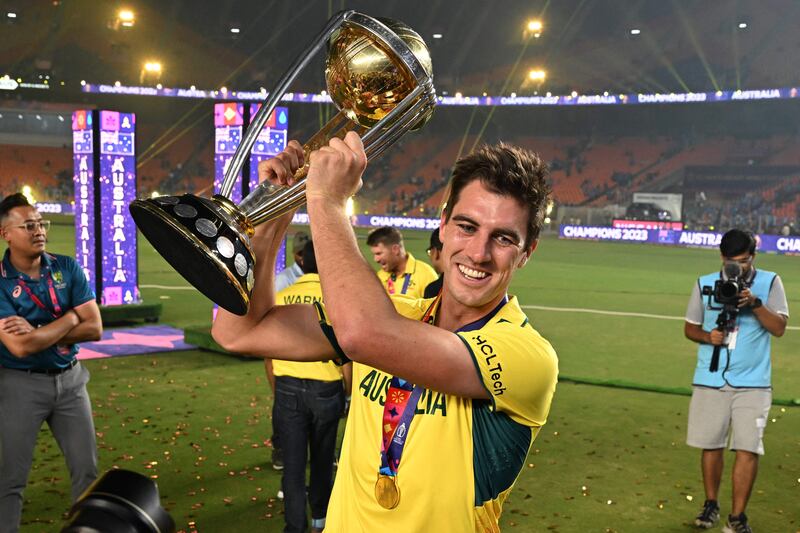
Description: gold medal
374,474,400,509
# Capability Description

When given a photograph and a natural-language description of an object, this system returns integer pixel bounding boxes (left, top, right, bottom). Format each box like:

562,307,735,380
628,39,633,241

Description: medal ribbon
377,294,510,478
378,296,439,477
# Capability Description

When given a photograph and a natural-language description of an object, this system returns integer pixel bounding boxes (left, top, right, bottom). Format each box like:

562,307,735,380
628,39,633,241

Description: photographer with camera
683,229,788,533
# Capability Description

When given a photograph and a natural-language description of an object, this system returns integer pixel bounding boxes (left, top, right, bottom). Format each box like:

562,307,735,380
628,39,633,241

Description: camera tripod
710,304,739,372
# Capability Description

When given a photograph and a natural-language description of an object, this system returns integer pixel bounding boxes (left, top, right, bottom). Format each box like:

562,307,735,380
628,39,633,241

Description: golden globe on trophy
129,11,436,315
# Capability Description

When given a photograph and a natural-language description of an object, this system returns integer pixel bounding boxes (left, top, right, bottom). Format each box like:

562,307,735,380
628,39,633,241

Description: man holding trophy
212,132,558,531
131,12,557,531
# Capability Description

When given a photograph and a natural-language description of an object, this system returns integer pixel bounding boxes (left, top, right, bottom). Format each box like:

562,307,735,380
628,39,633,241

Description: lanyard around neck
17,271,63,319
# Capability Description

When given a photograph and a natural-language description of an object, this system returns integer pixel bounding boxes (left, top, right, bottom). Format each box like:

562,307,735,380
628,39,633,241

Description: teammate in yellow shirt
272,240,347,533
213,133,558,532
367,226,438,298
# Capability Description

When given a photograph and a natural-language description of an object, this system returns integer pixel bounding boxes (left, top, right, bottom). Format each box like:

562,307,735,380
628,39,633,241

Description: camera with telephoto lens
61,469,175,533
701,261,749,306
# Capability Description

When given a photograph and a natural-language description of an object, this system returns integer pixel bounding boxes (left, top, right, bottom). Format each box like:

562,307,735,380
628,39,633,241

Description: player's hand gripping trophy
130,12,435,314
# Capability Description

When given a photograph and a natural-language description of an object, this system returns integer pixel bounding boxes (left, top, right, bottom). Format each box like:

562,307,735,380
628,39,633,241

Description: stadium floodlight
118,9,135,27
7,12,17,18
21,185,35,204
738,22,747,29
630,28,641,35
528,69,546,81
230,27,240,34
144,61,162,73
525,19,543,38
432,33,443,39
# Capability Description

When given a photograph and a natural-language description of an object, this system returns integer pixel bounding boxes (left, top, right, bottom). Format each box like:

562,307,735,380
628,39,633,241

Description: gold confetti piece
686,495,694,501
606,500,613,505
527,463,535,468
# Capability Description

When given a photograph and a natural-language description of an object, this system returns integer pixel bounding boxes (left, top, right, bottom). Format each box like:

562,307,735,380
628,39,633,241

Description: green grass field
17,220,800,532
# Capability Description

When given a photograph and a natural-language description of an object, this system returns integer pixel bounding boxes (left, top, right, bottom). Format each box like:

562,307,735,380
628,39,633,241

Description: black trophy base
130,195,255,315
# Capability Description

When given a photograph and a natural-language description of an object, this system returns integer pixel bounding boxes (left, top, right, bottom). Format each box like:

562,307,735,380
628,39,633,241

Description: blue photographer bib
693,269,776,388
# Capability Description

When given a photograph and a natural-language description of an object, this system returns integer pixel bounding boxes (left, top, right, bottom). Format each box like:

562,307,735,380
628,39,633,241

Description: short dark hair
300,240,317,274
366,226,403,247
0,193,32,224
428,228,442,251
442,143,550,248
720,229,756,257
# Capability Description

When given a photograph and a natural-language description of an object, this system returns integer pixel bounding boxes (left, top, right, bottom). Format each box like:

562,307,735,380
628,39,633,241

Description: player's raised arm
211,141,334,362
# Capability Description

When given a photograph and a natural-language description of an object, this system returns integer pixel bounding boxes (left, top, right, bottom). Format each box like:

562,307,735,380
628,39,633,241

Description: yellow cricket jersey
314,295,558,532
376,253,439,299
273,274,342,382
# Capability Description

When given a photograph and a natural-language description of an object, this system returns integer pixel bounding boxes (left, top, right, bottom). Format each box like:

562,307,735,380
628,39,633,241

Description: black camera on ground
701,262,749,306
61,469,175,533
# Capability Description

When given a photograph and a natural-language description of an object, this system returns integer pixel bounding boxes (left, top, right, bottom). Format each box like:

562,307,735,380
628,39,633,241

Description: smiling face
370,242,403,274
439,180,536,320
1,205,47,259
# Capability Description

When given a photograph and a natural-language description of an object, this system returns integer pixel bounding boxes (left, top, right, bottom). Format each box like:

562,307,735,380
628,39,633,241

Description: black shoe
271,447,284,471
722,512,753,533
694,499,720,529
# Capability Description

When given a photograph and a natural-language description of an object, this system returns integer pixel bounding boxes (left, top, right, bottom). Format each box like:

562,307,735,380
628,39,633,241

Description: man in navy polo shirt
0,193,103,533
